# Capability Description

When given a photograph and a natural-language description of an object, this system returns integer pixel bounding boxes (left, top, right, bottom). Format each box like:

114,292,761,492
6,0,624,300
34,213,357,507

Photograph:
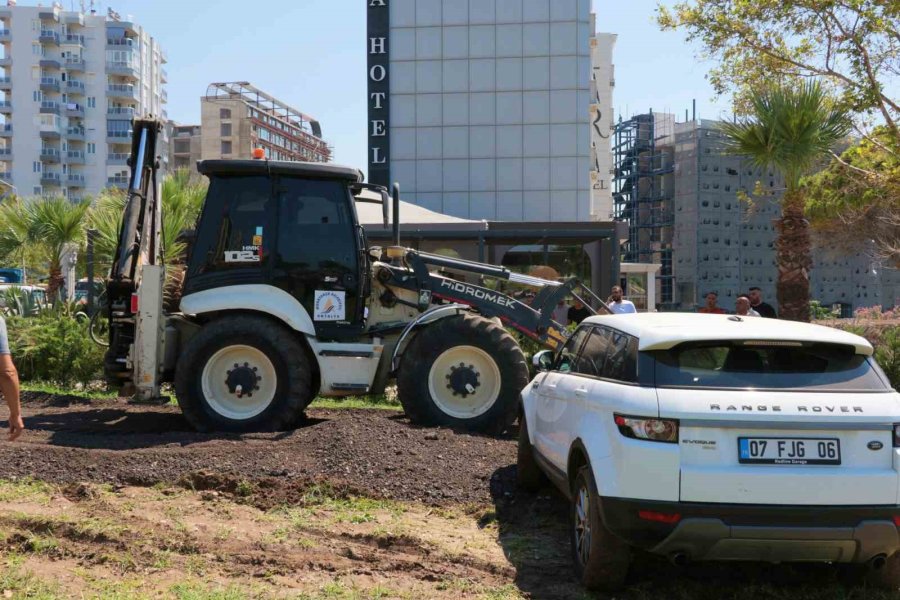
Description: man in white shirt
736,295,761,317
607,286,637,314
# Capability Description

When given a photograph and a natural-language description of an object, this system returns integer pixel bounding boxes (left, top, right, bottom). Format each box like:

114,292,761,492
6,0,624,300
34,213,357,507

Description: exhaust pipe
869,554,887,570
669,552,689,567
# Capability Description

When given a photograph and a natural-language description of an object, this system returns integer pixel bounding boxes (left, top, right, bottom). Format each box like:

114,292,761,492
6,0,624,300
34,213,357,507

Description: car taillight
614,414,679,443
893,516,900,527
893,424,900,448
130,293,139,314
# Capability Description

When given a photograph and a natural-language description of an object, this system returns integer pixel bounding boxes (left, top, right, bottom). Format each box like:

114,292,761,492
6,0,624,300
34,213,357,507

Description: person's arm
0,319,23,441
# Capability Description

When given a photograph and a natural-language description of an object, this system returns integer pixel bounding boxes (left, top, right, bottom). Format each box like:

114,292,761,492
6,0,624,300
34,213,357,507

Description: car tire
517,415,547,491
571,466,631,591
175,315,313,433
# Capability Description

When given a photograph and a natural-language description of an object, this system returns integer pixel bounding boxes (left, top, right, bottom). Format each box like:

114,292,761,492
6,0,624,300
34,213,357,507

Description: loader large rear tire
396,313,526,434
174,315,313,432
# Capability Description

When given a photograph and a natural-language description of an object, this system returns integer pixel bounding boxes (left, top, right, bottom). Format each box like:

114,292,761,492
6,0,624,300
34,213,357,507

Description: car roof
581,312,874,356
197,159,363,182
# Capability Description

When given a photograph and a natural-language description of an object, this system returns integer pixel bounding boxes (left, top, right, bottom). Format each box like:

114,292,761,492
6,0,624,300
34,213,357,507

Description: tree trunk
45,264,63,304
774,191,812,322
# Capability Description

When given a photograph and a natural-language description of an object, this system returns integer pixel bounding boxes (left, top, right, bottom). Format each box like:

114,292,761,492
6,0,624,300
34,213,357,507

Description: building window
219,108,231,119
87,97,96,108
32,162,41,173
87,143,95,154
221,140,232,155
220,123,231,137
33,91,42,102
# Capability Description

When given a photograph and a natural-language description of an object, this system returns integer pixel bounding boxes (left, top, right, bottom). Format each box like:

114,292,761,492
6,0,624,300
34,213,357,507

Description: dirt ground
0,393,894,599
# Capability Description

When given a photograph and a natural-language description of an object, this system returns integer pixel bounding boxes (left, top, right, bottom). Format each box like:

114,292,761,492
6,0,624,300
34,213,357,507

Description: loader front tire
175,315,313,432
396,313,526,434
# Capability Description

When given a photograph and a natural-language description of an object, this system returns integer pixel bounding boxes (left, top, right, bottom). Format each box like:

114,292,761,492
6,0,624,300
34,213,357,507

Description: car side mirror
533,350,554,372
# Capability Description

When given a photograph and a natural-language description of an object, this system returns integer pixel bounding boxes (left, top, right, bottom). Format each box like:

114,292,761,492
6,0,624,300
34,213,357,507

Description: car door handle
545,383,558,390
574,388,588,398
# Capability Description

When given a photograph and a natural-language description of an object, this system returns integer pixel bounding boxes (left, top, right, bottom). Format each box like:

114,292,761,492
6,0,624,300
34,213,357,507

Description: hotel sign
367,0,390,187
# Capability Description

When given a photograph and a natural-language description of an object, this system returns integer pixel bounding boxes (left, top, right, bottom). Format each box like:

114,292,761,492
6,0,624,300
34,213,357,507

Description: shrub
875,326,900,390
5,314,106,386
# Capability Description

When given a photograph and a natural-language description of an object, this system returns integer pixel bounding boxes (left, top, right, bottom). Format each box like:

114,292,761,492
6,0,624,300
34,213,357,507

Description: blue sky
92,0,731,168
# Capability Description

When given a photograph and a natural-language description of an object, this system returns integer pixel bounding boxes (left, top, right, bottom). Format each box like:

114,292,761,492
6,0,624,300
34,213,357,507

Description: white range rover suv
517,313,900,591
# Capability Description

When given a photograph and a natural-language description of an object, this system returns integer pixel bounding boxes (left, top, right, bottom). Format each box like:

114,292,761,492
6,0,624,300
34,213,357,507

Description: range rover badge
868,441,884,451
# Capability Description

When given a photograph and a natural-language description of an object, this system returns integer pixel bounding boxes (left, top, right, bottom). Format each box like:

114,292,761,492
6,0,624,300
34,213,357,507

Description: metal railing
63,34,84,44
107,152,129,162
66,127,85,137
107,84,134,95
107,107,134,117
106,37,134,47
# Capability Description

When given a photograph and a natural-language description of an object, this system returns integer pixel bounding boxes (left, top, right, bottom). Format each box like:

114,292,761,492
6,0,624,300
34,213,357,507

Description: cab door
272,176,364,337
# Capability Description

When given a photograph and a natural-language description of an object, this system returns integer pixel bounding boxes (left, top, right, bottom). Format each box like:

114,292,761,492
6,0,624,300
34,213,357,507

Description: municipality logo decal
314,290,346,321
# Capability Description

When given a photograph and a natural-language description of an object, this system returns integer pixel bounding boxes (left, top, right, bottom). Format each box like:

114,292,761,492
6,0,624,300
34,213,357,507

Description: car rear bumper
600,497,900,564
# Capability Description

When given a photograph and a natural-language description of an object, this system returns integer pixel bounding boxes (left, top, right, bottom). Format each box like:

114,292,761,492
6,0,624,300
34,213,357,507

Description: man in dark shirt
748,287,778,318
567,299,592,325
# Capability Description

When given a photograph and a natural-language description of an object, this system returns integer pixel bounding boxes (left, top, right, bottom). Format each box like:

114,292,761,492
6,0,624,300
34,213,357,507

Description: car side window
555,326,589,373
602,329,638,383
573,327,612,377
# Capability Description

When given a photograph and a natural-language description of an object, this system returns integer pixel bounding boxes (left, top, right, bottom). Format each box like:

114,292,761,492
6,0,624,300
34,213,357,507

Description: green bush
5,314,106,386
874,326,900,390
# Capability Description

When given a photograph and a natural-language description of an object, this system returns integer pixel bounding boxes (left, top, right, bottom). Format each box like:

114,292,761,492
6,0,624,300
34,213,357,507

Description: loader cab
184,160,369,340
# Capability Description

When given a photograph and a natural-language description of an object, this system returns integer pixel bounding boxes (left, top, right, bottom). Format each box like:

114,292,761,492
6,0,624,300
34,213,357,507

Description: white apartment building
589,31,614,221
0,2,167,200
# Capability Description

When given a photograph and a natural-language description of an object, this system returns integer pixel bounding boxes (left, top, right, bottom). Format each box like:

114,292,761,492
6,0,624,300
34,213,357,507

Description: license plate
738,437,841,465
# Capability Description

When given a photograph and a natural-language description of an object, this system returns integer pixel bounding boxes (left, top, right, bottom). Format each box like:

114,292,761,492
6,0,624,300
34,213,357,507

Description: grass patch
21,382,117,400
0,478,54,504
0,560,61,599
310,394,401,411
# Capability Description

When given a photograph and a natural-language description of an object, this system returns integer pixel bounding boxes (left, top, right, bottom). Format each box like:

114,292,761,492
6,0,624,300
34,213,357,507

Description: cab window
197,174,272,270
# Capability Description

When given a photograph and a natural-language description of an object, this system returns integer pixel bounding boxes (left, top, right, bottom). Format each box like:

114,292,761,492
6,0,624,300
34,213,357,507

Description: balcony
38,10,58,21
160,68,168,83
40,172,61,186
65,104,84,118
107,152,128,165
0,124,11,137
66,80,85,94
161,89,168,103
67,174,85,186
66,127,85,141
38,124,60,139
106,61,138,80
40,148,60,163
107,107,134,119
66,150,85,164
63,12,84,26
39,77,60,93
0,29,10,43
106,130,131,144
0,100,11,114
106,84,136,100
0,57,11,67
63,34,84,46
64,58,85,72
39,30,60,45
0,171,10,181
39,58,61,70
39,101,60,114
0,147,11,160
107,175,129,189
0,77,9,90
160,47,168,64
106,36,134,48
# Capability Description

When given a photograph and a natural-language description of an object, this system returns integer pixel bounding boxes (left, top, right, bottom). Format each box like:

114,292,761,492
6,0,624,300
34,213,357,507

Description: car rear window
651,341,890,391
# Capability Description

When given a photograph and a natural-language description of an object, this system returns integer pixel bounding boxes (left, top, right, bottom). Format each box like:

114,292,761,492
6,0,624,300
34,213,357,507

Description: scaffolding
613,112,675,307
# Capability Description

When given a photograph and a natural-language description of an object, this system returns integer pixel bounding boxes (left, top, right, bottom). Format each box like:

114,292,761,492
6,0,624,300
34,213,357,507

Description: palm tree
0,196,90,300
720,82,850,321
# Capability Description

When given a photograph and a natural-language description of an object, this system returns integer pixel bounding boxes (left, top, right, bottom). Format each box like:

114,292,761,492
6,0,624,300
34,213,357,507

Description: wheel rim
427,345,502,419
200,345,277,421
574,483,592,567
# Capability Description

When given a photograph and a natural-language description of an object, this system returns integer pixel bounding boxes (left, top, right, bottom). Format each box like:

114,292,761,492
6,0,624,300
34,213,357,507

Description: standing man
551,298,569,325
736,295,761,317
567,298,592,325
698,291,727,314
607,286,637,314
748,287,778,318
0,317,23,440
